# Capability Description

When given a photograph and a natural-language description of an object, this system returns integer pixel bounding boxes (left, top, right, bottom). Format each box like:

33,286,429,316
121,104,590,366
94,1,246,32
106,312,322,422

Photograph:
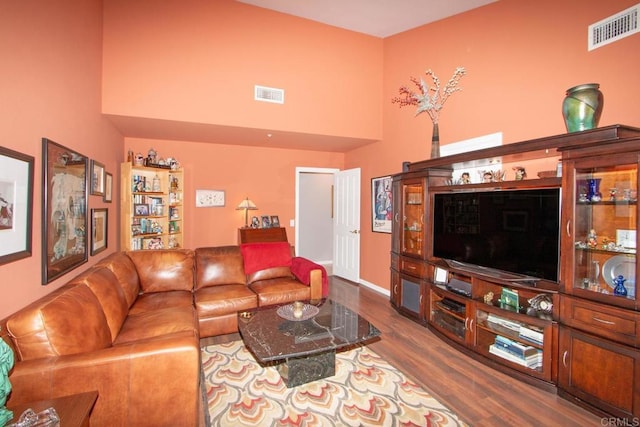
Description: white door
333,168,360,282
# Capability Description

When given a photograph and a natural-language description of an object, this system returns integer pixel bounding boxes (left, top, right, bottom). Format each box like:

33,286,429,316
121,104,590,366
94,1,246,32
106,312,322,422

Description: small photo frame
90,159,105,196
103,172,113,203
250,216,260,228
270,216,280,227
261,215,271,228
91,208,108,255
134,204,149,216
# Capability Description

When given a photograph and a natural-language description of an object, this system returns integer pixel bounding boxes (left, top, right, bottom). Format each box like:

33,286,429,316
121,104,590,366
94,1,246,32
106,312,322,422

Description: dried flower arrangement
391,67,466,158
392,67,466,124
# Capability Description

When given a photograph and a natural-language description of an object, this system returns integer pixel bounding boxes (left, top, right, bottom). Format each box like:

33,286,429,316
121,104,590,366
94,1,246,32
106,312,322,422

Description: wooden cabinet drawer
400,257,426,278
560,296,640,347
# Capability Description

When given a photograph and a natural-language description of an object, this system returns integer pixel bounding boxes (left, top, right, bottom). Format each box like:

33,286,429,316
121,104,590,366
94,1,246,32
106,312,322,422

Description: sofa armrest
291,257,328,298
7,331,200,426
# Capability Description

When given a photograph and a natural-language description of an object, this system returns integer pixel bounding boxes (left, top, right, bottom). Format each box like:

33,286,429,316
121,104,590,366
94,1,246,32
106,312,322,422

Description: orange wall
354,0,640,291
102,0,383,141
124,138,344,248
0,1,123,319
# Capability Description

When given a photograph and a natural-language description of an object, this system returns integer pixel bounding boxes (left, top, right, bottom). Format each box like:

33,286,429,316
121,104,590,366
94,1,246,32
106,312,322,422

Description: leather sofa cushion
115,298,198,345
195,246,246,290
249,277,313,306
129,290,194,315
127,249,194,293
246,266,294,284
7,284,112,361
195,284,257,317
67,267,129,341
96,251,141,308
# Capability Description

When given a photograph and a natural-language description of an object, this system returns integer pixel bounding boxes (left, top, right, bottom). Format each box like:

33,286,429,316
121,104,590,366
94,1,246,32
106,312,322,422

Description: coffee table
238,299,381,388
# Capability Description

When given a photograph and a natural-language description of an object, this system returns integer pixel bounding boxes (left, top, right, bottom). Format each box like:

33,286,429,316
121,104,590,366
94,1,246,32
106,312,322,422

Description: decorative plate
603,254,636,297
276,303,319,321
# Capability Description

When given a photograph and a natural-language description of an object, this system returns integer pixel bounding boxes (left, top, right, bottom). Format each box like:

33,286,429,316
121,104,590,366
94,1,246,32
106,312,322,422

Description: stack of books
489,335,542,369
518,325,544,345
486,313,521,333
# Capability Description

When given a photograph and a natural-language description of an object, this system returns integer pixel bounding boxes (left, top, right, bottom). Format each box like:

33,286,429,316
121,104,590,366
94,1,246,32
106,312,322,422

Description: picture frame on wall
91,208,108,255
0,146,34,266
90,159,105,196
371,175,392,233
42,138,88,284
103,172,113,203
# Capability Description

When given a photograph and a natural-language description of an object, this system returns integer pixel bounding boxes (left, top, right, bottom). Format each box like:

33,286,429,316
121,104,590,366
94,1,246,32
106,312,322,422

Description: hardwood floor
202,276,603,426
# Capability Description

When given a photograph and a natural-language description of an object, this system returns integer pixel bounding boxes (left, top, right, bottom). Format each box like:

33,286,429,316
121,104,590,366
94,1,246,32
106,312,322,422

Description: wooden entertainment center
390,125,640,420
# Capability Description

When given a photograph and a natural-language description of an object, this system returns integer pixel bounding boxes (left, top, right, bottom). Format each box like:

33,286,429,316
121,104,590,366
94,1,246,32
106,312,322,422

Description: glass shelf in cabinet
574,245,636,256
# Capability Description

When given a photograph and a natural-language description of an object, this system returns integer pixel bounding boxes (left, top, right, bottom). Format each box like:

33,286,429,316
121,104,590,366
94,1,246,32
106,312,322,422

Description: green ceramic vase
562,83,604,132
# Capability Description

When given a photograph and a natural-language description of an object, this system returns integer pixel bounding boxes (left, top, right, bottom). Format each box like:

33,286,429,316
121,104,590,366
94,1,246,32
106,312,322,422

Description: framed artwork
270,216,280,227
195,189,225,207
134,204,149,216
250,216,260,229
90,160,105,196
261,215,271,228
91,208,108,255
372,175,392,233
0,146,34,266
103,172,113,203
42,138,88,284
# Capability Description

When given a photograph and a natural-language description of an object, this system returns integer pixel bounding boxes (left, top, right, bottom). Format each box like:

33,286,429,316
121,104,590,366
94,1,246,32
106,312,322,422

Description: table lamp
236,197,258,228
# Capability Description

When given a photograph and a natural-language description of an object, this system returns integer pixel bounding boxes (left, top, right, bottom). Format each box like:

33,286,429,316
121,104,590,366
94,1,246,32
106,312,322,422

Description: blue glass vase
613,275,627,296
587,178,602,202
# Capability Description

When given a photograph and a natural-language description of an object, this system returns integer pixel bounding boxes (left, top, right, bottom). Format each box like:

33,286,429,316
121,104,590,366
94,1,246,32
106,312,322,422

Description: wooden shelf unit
120,163,184,250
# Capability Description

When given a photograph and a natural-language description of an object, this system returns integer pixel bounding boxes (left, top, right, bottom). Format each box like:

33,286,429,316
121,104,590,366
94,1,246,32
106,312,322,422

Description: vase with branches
392,67,466,158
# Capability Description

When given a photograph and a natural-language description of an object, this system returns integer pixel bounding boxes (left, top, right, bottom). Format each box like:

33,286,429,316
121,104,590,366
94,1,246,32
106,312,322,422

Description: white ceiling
237,0,497,38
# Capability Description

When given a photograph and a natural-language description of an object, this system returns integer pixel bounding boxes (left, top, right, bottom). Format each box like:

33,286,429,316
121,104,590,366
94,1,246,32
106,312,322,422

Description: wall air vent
254,85,284,104
588,3,639,50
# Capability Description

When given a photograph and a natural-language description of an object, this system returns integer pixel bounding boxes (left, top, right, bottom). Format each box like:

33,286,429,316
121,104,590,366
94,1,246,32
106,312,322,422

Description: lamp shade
236,197,258,228
236,198,258,210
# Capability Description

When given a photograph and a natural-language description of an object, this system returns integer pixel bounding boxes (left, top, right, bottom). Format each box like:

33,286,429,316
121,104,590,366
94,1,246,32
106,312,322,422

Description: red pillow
240,242,292,276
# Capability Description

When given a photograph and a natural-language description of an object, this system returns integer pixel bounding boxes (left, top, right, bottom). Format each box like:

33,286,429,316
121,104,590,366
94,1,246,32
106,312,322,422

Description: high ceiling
237,0,497,38
112,1,497,152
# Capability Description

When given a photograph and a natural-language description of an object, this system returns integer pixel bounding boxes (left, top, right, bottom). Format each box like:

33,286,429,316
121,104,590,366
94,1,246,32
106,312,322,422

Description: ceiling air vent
588,3,639,50
254,85,284,104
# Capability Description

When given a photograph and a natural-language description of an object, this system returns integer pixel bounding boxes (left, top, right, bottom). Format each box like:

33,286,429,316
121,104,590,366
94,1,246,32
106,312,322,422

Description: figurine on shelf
513,166,527,180
587,229,598,248
609,187,617,201
481,171,493,183
613,275,628,296
461,172,471,185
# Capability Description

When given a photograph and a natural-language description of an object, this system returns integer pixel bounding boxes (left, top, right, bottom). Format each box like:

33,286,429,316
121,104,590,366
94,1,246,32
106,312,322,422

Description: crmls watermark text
601,417,640,427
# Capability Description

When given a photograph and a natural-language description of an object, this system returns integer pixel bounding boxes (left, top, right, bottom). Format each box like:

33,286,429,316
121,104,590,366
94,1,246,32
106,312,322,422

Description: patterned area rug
202,341,468,426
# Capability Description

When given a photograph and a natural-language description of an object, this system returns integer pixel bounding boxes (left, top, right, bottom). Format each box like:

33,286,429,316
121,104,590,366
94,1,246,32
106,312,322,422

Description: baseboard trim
358,279,390,297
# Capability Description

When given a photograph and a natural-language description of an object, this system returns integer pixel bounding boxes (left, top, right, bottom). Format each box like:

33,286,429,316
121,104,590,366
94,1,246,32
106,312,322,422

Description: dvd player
445,278,472,298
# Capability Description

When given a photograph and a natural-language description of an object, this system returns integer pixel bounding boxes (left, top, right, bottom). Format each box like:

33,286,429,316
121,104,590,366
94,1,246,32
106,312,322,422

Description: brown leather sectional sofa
1,246,323,426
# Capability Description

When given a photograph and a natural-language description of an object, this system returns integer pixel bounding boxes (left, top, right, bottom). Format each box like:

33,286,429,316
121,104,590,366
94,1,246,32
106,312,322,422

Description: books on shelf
518,325,544,345
489,337,542,369
486,313,521,332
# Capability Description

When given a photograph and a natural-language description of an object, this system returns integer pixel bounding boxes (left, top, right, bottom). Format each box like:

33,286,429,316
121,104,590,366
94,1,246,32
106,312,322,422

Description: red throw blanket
291,257,329,297
240,242,292,275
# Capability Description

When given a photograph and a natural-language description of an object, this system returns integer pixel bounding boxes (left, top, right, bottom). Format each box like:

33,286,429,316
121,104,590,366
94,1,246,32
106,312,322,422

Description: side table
6,391,98,427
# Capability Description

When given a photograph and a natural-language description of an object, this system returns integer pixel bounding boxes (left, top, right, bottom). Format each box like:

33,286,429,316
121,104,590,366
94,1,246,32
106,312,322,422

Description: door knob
350,229,360,234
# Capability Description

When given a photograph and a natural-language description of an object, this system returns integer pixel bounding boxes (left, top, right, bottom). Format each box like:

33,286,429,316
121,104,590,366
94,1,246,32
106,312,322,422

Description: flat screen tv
432,188,560,282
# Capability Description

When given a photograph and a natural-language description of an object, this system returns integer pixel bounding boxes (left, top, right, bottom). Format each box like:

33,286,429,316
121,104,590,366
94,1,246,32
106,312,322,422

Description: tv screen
432,188,560,282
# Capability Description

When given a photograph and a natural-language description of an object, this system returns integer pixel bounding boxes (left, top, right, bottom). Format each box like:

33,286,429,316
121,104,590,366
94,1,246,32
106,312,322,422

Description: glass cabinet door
401,180,425,257
571,163,637,304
